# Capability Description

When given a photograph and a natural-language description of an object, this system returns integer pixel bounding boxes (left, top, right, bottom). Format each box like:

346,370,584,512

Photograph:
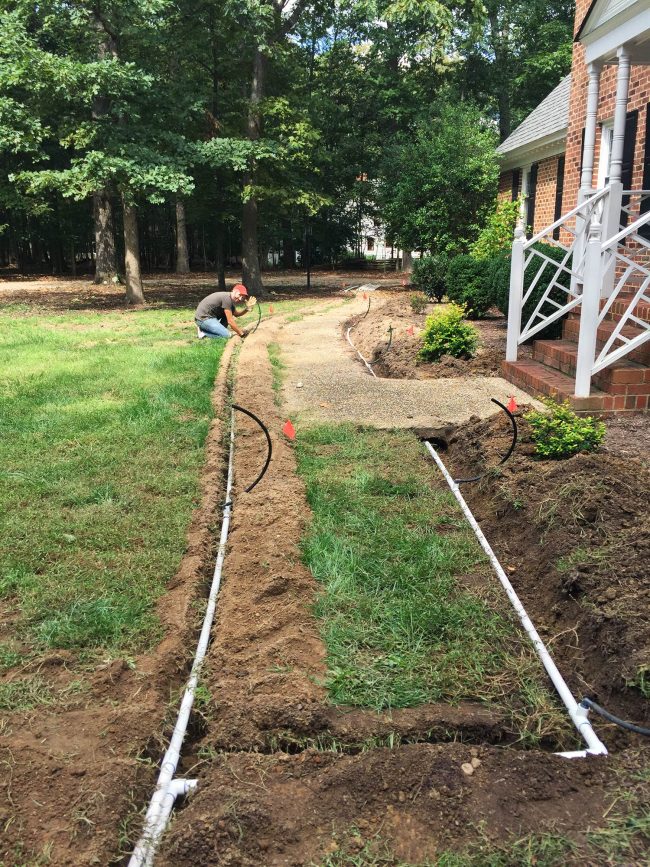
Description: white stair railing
592,209,650,375
506,187,610,363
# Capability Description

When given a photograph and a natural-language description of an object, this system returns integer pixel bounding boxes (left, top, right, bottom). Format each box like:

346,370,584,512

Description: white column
506,224,526,363
603,45,632,296
579,63,603,196
575,216,603,398
520,164,531,227
609,46,632,184
573,63,603,297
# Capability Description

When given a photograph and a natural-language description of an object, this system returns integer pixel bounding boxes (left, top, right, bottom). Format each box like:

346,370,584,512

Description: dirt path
280,294,541,428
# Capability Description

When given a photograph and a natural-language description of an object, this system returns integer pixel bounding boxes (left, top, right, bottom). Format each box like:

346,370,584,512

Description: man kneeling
195,284,256,339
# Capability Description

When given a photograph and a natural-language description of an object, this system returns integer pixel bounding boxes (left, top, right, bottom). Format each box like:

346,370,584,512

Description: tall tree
459,0,574,140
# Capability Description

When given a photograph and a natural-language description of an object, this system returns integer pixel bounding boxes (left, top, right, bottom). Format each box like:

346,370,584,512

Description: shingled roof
497,75,571,164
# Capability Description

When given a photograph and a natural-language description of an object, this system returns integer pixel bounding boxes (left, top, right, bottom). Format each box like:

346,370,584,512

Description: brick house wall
498,0,649,240
564,0,650,217
532,155,563,233
497,171,514,204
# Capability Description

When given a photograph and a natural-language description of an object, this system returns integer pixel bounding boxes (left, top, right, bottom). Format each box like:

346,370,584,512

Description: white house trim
498,135,566,172
582,2,650,65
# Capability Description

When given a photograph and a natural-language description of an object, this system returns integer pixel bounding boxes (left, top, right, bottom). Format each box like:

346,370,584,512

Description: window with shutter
511,169,521,202
639,105,650,241
620,110,638,228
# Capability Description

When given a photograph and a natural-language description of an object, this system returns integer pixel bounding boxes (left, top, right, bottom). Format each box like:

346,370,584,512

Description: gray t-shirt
195,292,234,324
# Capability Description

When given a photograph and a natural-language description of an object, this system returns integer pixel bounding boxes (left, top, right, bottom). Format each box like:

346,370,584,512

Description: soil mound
445,409,650,732
348,296,524,380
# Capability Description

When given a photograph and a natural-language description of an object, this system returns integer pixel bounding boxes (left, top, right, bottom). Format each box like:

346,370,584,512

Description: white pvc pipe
424,442,608,758
346,325,377,378
129,412,236,867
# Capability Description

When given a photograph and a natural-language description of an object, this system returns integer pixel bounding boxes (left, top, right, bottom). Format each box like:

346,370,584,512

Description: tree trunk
401,250,413,272
175,200,190,273
241,47,266,296
91,11,119,285
93,193,119,283
215,223,226,290
122,198,145,304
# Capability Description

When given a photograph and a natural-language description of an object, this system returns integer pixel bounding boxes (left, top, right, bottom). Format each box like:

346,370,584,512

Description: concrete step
532,339,650,395
502,359,649,414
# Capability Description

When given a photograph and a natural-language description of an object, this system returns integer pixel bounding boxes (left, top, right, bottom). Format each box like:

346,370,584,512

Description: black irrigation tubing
386,324,393,350
222,404,273,508
453,398,518,485
580,698,650,737
360,296,371,319
249,300,262,335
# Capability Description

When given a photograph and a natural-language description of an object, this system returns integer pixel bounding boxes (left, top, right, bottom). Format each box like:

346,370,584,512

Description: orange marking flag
269,304,274,314
507,396,518,413
283,419,296,440
363,293,368,300
406,325,414,336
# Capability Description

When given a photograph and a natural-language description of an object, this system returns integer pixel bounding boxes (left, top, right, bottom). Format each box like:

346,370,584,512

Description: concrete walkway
280,295,541,428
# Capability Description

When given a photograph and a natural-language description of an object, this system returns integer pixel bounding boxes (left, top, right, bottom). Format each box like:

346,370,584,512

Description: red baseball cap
232,283,249,296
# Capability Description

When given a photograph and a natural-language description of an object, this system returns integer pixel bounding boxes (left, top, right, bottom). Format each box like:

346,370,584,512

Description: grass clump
418,304,478,362
0,307,224,661
0,677,53,711
526,399,605,459
267,342,285,406
295,424,568,741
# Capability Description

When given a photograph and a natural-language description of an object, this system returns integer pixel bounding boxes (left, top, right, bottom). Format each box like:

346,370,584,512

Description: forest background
0,0,574,300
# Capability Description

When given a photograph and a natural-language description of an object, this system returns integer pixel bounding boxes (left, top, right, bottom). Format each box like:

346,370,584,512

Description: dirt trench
155,312,649,866
0,340,238,866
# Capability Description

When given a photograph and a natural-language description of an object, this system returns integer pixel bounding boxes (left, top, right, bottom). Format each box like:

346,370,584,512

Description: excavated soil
158,745,650,867
0,342,237,866
180,321,508,755
347,295,531,381
156,312,650,866
5,288,649,864
445,409,650,736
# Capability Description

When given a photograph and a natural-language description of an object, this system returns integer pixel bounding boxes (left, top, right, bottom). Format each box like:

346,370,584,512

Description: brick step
502,359,650,414
607,297,650,323
566,295,650,325
532,339,650,394
562,317,650,365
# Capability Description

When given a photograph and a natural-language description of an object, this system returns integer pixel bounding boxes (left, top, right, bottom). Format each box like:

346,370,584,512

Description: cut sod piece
296,424,573,747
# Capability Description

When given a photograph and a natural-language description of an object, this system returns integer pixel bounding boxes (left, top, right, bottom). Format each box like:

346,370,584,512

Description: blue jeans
197,318,232,339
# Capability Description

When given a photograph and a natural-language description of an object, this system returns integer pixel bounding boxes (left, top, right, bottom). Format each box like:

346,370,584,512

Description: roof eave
497,132,567,171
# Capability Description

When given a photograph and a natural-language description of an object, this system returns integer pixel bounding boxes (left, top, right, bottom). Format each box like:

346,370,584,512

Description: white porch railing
592,210,650,375
505,187,610,362
506,182,650,399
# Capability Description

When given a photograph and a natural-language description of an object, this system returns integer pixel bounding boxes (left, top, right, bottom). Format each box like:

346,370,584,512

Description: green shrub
409,292,428,314
471,198,522,260
491,242,570,339
418,303,478,362
445,254,495,319
412,255,447,302
525,399,605,459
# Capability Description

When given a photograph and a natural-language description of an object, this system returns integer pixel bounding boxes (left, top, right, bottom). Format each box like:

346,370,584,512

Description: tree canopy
0,0,575,296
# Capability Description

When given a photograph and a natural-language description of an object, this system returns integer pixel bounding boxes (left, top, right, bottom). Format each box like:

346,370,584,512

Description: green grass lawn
0,306,225,676
296,424,571,745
